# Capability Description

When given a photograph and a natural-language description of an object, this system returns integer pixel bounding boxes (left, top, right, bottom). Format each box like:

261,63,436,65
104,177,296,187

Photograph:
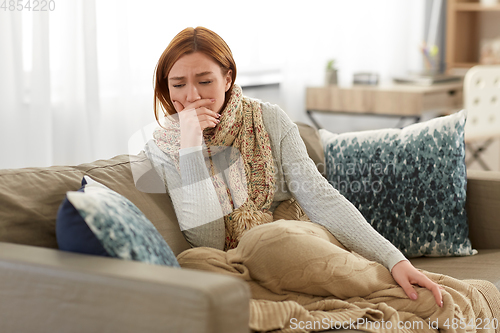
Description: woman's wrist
390,258,410,273
179,145,203,156
180,131,202,149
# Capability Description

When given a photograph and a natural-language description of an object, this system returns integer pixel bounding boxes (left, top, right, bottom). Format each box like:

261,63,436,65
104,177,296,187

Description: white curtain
0,0,154,169
0,0,425,169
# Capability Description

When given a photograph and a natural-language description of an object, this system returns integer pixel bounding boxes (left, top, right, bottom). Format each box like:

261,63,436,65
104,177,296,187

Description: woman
145,26,443,308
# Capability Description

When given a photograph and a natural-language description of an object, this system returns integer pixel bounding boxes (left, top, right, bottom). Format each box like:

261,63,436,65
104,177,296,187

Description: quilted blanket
177,220,500,333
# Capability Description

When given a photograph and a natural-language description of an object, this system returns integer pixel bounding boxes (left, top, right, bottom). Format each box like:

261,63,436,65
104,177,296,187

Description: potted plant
325,59,338,85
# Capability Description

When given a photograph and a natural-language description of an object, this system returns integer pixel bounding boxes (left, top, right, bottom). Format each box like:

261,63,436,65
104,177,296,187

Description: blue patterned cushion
56,176,180,267
319,110,476,258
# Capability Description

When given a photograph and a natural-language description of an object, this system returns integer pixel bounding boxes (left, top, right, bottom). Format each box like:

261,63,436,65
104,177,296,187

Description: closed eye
172,84,185,88
200,81,212,85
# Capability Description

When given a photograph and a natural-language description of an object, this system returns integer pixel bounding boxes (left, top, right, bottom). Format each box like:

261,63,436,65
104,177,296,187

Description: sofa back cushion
0,165,82,249
0,154,191,256
295,122,326,176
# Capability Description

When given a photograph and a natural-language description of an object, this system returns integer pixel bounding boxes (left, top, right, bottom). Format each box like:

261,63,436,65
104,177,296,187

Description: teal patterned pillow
319,110,476,258
64,176,180,267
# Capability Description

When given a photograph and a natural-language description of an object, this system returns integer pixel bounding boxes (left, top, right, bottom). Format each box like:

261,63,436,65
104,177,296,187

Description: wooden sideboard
305,82,464,128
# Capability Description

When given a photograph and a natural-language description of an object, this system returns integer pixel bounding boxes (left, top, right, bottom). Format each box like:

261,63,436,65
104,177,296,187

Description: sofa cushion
319,110,475,258
410,249,500,290
0,165,83,249
57,176,180,267
465,170,500,249
295,122,326,176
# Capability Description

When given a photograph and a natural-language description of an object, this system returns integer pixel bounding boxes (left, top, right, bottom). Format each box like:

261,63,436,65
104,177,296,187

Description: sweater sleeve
277,120,407,272
144,140,225,250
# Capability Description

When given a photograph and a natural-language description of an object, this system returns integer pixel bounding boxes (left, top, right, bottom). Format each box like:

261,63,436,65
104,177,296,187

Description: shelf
446,0,500,74
456,3,500,11
454,62,480,68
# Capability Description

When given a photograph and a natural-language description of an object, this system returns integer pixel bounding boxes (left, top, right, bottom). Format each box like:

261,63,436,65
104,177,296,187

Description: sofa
0,122,499,333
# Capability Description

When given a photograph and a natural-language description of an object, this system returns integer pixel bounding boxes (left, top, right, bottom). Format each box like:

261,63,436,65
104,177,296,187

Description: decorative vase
325,69,338,86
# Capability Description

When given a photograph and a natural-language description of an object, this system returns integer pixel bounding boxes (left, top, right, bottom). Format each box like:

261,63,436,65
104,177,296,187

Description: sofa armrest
0,242,250,333
466,170,500,249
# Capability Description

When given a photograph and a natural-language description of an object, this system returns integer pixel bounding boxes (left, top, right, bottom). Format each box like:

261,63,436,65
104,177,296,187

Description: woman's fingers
173,99,220,129
172,99,215,113
186,98,215,109
193,101,220,128
182,101,220,130
184,98,216,113
414,275,443,307
174,99,219,149
391,260,443,307
398,278,419,301
172,100,184,113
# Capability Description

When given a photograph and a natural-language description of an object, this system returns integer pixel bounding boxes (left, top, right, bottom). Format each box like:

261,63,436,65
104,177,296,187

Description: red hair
153,27,237,122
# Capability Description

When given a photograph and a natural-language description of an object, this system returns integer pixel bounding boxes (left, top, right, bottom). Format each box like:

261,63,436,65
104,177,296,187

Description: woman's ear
225,69,233,92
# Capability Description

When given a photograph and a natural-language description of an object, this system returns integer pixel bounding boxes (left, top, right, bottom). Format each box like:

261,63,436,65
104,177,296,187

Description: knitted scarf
153,85,276,250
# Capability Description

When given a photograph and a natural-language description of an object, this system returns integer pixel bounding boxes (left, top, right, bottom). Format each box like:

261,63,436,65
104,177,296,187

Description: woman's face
168,52,232,114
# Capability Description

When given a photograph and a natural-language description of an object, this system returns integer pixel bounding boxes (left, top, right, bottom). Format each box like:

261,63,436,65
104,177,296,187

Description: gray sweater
145,100,407,271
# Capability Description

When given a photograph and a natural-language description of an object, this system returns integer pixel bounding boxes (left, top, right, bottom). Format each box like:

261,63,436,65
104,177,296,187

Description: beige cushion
466,170,500,249
0,154,191,256
0,165,82,249
295,122,326,176
410,249,500,289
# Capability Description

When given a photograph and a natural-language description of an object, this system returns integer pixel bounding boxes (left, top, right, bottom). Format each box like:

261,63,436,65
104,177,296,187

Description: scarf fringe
225,205,273,250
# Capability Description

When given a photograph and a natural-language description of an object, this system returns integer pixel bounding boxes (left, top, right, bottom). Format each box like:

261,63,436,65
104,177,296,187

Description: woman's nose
186,84,201,103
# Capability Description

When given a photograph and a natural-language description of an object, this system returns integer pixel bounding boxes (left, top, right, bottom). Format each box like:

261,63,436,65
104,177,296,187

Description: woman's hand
173,99,220,149
391,260,443,307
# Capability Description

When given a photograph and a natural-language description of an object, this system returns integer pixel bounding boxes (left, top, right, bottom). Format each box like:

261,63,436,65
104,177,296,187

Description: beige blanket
177,219,500,333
